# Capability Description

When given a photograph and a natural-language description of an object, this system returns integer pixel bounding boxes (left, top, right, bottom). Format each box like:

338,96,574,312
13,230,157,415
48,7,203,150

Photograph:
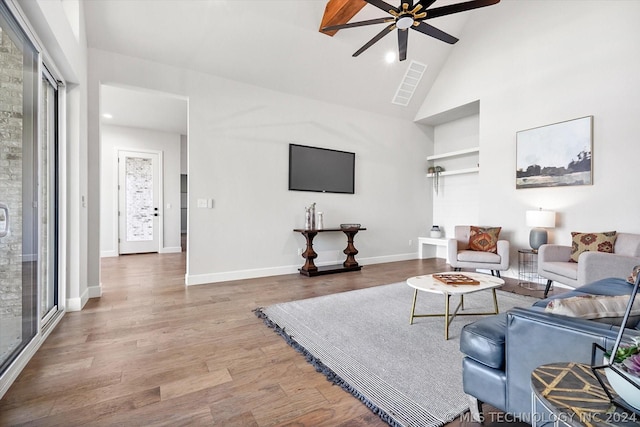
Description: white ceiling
87,0,499,132
101,85,188,134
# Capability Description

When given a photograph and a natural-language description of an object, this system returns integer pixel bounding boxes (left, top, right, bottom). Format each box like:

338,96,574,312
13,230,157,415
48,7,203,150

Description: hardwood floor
0,254,560,426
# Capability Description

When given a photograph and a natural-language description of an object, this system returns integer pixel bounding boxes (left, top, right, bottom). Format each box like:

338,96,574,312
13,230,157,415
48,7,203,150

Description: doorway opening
99,84,188,276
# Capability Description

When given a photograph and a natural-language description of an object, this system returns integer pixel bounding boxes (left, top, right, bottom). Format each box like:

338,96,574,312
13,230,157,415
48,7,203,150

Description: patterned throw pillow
545,294,640,327
569,231,617,262
468,226,501,253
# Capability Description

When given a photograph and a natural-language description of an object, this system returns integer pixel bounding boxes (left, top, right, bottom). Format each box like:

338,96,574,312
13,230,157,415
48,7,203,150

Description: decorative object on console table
430,225,442,238
293,227,366,277
591,266,640,415
526,209,555,252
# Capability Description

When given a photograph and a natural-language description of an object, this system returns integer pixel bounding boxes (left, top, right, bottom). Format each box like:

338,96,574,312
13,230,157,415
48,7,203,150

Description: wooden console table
293,227,366,276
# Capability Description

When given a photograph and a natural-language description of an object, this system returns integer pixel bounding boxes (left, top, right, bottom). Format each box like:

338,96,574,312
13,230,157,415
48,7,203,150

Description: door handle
0,203,9,237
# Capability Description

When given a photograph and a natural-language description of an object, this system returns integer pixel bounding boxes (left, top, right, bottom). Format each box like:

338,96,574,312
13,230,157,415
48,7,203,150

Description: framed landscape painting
516,116,593,189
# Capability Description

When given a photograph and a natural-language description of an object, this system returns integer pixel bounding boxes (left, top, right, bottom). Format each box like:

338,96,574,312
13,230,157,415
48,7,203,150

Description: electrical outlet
409,239,413,246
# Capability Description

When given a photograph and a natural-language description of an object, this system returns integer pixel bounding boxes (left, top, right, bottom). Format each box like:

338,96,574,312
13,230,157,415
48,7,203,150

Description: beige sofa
538,232,640,297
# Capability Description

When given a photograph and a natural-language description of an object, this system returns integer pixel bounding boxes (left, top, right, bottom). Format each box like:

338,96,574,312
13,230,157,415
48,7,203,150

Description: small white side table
418,237,449,262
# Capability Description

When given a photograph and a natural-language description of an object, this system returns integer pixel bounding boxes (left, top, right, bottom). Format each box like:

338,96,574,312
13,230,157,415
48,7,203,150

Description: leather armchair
460,277,640,422
538,232,640,297
447,226,509,277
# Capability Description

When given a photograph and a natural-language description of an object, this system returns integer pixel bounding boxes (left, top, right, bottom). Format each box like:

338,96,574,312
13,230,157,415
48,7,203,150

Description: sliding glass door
40,68,59,326
0,1,60,377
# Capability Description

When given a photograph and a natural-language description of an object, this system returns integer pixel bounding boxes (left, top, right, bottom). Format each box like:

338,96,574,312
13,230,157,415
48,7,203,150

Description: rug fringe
254,308,403,427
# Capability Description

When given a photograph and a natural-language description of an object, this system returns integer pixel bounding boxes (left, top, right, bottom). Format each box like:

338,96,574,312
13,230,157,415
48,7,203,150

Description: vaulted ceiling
86,0,499,130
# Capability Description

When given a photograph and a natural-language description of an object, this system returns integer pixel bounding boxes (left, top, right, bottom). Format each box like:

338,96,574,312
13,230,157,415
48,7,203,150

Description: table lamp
526,209,556,252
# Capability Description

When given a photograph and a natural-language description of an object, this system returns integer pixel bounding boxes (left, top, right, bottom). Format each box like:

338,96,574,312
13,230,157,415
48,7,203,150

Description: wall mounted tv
288,144,355,194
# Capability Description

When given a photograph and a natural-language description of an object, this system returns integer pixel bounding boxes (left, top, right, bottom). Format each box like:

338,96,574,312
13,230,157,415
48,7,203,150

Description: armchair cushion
468,226,501,253
570,231,617,262
457,250,502,263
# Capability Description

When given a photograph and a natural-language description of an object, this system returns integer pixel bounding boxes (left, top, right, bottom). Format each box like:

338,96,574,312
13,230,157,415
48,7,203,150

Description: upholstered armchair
538,232,640,297
447,226,510,277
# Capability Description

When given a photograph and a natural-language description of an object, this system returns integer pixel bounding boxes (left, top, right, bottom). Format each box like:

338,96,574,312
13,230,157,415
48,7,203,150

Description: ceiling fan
322,0,500,61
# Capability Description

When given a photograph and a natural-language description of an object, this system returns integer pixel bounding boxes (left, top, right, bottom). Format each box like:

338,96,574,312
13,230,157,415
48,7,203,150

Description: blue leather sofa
459,277,640,421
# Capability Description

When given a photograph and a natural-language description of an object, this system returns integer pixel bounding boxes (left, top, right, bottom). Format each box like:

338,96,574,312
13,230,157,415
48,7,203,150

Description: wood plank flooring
0,253,559,426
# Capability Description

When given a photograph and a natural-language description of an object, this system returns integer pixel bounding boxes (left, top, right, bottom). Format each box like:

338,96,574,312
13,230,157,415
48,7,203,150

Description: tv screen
288,144,355,194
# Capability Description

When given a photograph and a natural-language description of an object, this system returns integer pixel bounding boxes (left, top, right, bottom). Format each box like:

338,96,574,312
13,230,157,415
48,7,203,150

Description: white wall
15,0,91,308
416,0,640,274
88,49,433,285
100,124,182,257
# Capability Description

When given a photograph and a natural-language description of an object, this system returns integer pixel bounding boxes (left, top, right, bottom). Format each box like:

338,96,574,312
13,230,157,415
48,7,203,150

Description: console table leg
300,231,318,274
342,229,360,268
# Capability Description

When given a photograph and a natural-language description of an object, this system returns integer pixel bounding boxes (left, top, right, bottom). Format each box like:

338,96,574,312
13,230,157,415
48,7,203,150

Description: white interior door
118,150,160,254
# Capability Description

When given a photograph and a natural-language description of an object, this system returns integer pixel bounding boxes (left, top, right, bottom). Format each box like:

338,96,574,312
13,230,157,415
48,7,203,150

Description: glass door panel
118,151,160,254
0,3,39,373
40,69,59,326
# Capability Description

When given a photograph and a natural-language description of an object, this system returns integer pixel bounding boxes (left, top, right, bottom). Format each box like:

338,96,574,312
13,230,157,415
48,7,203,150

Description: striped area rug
255,281,537,427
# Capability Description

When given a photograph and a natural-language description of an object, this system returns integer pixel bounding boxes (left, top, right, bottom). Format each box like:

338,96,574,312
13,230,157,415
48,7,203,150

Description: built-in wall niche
420,100,480,180
418,100,480,249
426,146,479,178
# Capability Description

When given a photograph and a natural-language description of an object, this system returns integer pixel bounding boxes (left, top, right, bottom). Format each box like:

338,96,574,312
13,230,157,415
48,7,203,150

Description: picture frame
516,116,593,189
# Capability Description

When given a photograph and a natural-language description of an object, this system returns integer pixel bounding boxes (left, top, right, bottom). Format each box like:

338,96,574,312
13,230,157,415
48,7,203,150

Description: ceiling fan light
396,16,413,30
385,51,396,63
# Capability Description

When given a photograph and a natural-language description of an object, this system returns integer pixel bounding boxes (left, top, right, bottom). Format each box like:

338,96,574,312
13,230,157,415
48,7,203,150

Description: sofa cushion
460,313,507,369
468,226,501,253
570,231,617,262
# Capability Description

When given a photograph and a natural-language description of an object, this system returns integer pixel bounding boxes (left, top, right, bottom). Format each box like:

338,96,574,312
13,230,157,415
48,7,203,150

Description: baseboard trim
101,250,118,258
160,246,182,254
187,264,300,286
66,286,90,312
87,284,102,299
186,253,420,286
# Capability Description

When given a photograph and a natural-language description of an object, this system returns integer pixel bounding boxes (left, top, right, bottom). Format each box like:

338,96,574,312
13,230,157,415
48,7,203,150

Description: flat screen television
288,144,355,194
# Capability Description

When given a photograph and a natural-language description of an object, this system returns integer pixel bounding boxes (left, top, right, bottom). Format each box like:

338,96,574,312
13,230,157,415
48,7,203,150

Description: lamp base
529,228,548,251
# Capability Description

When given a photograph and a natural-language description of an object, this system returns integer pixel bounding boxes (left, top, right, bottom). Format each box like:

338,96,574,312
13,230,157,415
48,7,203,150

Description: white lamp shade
526,210,556,228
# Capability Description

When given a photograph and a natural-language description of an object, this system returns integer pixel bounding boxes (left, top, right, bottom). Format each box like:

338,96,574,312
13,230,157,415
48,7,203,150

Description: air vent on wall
392,60,427,107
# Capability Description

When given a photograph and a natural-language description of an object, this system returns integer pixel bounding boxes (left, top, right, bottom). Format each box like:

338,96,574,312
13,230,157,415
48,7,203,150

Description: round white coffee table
406,272,505,339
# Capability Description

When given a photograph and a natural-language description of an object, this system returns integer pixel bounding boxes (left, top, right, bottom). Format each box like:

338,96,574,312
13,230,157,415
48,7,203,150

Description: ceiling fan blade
416,0,437,9
322,17,394,32
398,29,408,61
364,0,399,14
422,0,500,20
353,23,395,57
412,22,458,44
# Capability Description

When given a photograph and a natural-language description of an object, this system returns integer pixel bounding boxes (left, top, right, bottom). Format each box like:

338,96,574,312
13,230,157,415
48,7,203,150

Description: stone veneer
0,24,25,357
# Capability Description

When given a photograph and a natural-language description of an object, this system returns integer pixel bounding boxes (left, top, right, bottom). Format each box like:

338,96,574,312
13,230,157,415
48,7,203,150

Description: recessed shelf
426,167,479,178
426,147,480,161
